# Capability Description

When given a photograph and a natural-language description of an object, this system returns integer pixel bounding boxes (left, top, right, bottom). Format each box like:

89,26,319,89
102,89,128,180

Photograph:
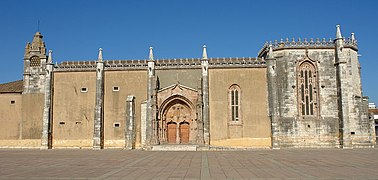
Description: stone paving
0,148,377,179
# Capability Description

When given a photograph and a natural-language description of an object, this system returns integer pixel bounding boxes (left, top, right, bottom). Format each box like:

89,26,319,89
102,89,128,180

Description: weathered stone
125,95,135,149
0,27,375,150
93,48,104,150
41,50,53,149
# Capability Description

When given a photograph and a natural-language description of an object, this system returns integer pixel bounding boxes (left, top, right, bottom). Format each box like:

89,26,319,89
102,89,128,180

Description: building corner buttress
93,48,104,150
41,50,54,149
201,45,210,145
334,27,375,148
146,47,158,146
266,45,280,149
334,25,352,148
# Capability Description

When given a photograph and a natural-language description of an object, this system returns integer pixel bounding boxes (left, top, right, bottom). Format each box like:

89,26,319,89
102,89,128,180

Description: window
298,61,318,116
30,56,40,67
229,84,241,123
113,86,119,91
113,122,120,128
81,87,88,93
10,100,15,104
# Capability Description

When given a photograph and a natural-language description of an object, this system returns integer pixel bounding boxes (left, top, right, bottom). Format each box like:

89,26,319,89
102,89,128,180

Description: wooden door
180,123,189,144
167,123,177,144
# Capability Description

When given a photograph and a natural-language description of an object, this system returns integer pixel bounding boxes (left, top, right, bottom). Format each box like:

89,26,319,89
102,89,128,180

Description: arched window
298,61,318,116
229,85,241,122
30,56,40,67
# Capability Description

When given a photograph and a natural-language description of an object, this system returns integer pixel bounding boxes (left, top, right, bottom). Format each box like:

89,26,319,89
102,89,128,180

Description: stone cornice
54,57,266,72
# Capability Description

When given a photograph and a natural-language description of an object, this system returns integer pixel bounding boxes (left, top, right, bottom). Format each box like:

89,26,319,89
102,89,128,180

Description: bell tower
23,32,47,94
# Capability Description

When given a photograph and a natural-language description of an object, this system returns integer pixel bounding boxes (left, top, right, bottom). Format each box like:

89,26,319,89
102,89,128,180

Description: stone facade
0,25,375,149
259,26,375,148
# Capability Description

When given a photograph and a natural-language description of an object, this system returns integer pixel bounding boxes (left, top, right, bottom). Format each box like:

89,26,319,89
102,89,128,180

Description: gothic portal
157,84,202,145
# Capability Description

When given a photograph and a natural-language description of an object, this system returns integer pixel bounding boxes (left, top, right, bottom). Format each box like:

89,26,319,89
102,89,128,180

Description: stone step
151,144,199,151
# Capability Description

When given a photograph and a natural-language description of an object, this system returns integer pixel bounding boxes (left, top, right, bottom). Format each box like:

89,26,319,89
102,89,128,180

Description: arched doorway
160,97,196,144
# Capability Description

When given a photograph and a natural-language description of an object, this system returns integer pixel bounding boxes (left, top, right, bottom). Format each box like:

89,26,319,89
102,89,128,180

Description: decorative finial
98,48,103,62
351,32,356,42
47,50,53,63
267,44,274,59
25,42,31,49
202,44,208,60
336,24,342,39
148,46,154,61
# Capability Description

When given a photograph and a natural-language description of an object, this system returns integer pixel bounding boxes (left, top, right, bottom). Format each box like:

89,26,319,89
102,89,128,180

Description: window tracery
229,84,241,123
297,61,318,116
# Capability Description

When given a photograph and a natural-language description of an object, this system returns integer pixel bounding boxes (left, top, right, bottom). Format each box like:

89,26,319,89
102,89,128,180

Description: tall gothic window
298,61,318,116
229,85,241,122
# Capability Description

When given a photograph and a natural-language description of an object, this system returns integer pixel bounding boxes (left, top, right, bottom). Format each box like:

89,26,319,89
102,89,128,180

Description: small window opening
113,86,119,91
113,123,120,128
81,87,88,93
10,100,15,104
59,122,65,125
351,132,355,135
75,122,82,125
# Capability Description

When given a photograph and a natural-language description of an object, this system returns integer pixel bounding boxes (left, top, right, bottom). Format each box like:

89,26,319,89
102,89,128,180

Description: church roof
369,108,378,114
0,80,23,93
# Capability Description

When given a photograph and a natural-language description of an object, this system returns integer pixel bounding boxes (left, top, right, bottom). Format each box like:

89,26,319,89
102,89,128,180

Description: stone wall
103,70,147,148
270,49,340,148
0,93,22,140
156,69,201,89
21,93,44,140
209,67,271,148
52,72,96,148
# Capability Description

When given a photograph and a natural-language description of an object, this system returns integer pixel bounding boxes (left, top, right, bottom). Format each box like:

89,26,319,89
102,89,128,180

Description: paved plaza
0,148,377,179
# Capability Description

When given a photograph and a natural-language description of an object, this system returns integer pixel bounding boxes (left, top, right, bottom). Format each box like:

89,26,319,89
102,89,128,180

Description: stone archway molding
159,94,195,119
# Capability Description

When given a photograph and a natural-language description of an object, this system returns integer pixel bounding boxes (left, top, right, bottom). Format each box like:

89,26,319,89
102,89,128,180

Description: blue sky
1,0,377,103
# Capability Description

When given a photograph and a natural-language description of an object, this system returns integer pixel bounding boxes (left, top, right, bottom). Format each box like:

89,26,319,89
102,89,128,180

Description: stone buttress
41,50,54,149
146,47,159,146
201,45,210,145
93,48,104,149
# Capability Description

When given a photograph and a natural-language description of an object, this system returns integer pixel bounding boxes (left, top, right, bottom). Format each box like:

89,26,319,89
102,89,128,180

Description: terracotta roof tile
369,109,378,114
0,80,23,93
